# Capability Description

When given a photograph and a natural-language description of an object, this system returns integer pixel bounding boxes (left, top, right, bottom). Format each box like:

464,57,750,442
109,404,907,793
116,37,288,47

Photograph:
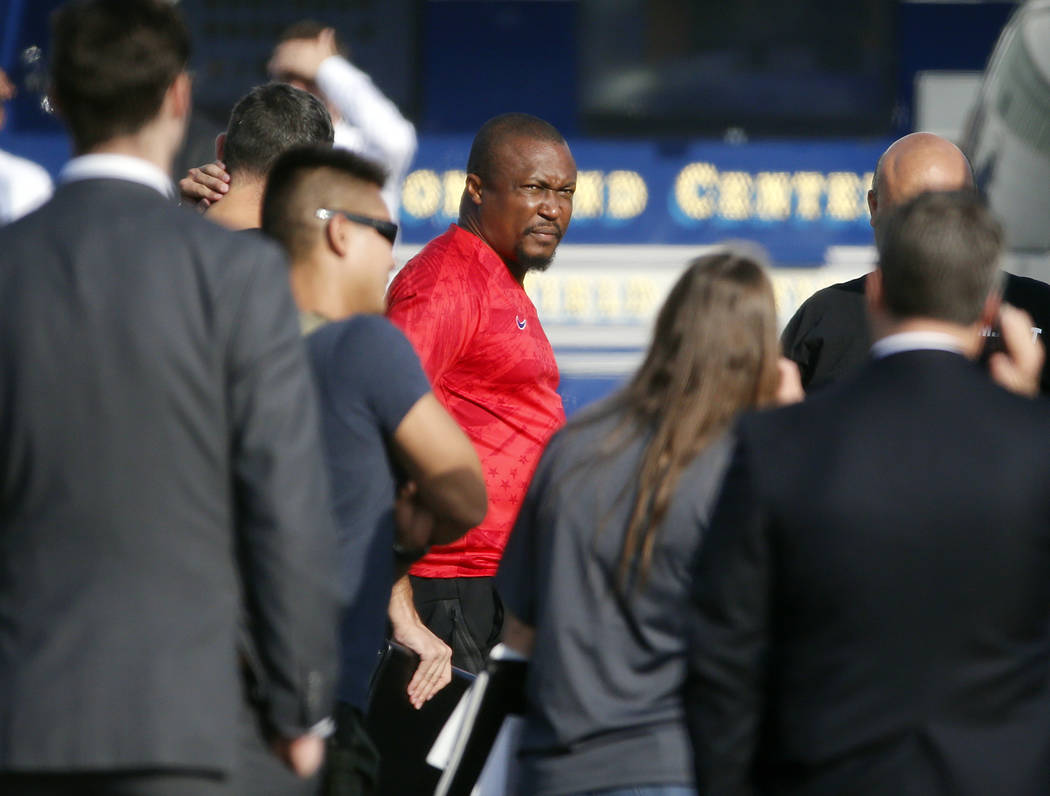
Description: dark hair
276,19,348,57
50,0,190,152
878,190,1002,325
576,250,780,590
466,112,566,182
262,145,387,261
223,83,334,179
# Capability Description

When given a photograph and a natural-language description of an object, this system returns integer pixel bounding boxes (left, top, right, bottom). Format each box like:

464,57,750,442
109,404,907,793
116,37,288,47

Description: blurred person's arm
228,241,342,777
269,28,417,180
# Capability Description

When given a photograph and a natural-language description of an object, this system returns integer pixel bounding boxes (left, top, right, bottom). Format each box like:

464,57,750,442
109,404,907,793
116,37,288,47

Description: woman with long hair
495,248,801,796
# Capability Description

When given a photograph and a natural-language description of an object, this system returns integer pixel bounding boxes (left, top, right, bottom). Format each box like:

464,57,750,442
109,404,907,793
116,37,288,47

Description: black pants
409,575,503,674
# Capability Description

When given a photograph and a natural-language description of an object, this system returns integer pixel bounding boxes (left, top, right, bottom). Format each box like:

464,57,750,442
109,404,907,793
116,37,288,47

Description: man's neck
455,217,527,285
204,178,264,230
288,260,362,321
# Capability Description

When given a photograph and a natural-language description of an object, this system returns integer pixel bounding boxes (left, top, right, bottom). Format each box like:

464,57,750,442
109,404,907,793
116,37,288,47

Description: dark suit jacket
687,349,1050,796
781,272,1050,394
0,178,342,773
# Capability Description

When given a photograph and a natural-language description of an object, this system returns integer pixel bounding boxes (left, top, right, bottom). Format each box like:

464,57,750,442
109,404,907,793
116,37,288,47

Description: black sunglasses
315,208,398,245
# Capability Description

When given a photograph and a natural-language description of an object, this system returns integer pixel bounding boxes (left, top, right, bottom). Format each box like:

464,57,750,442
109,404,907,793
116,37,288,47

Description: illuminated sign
399,138,890,264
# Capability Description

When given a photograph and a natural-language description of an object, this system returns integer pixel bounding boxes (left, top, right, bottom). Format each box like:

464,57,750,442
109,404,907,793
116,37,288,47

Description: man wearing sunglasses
262,145,487,795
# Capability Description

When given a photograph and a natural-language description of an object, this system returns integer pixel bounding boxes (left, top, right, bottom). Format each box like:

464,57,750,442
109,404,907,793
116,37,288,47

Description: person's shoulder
798,274,868,313
388,226,485,310
402,225,487,276
316,315,418,368
1003,272,1050,318
330,314,407,347
179,217,286,270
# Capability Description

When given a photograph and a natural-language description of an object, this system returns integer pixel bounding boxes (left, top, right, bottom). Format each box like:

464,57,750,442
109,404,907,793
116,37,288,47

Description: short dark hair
466,112,566,182
223,83,334,179
50,0,190,152
262,145,387,262
878,190,1003,325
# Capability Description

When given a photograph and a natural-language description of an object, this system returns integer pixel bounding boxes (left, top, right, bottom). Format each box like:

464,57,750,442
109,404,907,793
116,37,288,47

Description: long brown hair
585,250,781,590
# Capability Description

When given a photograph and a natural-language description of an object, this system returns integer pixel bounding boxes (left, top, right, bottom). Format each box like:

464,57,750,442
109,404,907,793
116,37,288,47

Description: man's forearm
389,574,421,629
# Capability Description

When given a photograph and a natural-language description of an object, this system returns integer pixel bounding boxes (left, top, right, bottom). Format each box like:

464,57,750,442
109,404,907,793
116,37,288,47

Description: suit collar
59,154,174,199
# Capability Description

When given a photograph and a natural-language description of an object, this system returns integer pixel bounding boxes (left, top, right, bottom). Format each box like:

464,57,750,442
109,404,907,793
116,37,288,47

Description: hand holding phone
986,304,1043,397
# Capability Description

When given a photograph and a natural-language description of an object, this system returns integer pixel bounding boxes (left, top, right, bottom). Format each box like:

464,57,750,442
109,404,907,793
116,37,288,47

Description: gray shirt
497,405,733,795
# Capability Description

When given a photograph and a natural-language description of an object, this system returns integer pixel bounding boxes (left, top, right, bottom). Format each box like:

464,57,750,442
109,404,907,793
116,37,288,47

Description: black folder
365,642,475,795
433,652,529,796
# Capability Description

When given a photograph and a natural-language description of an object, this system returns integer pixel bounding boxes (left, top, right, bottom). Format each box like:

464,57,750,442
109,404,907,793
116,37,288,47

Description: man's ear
168,71,191,122
866,267,884,315
465,173,483,206
325,213,351,258
980,291,1002,331
215,132,225,161
867,189,877,229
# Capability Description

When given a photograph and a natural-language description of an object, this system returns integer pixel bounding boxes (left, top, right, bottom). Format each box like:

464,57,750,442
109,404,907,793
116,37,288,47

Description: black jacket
688,349,1050,795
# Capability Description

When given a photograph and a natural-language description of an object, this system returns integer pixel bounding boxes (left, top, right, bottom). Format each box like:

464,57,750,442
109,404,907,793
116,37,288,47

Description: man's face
473,137,576,274
336,186,395,315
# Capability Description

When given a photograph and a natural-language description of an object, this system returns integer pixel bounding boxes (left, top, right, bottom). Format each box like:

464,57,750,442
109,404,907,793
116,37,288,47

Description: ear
980,291,1002,331
215,132,225,161
465,173,483,206
865,267,884,315
168,71,191,122
325,213,351,258
867,189,877,229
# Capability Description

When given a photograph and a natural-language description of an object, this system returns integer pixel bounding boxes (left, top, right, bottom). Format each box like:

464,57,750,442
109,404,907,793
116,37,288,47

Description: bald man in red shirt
386,113,575,679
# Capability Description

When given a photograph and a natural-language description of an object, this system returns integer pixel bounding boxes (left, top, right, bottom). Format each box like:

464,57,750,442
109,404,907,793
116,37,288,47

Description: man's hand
394,619,453,709
989,304,1044,397
389,575,452,709
268,28,340,84
272,733,325,778
775,356,805,405
178,160,229,208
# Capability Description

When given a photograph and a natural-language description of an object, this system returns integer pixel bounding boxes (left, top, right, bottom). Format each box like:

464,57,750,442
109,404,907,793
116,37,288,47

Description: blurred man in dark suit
688,190,1050,796
0,2,341,793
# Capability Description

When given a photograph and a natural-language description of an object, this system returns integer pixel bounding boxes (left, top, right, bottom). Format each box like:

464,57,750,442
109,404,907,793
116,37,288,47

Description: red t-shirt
386,224,565,577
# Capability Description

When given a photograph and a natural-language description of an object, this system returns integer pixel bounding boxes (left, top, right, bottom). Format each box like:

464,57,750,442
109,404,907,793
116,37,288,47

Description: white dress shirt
871,331,966,359
59,153,174,198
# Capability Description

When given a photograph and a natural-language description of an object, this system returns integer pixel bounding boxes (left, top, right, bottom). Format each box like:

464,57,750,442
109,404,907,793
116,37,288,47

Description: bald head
870,133,974,235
